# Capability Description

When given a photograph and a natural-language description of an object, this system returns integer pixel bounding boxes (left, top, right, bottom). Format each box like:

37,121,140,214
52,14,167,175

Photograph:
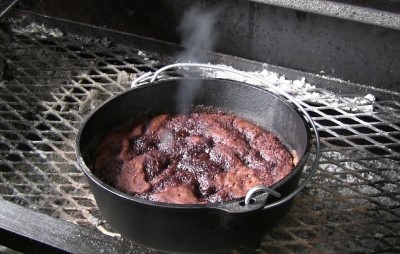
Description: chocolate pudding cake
93,112,295,204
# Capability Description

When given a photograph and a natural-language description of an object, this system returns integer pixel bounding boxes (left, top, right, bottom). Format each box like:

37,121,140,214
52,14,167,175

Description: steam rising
176,5,221,114
177,5,220,62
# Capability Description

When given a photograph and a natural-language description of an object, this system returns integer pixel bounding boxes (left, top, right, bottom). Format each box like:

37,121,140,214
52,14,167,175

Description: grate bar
0,18,399,253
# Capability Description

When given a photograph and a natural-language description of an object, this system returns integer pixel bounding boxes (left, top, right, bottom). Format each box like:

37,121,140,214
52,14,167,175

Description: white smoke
177,4,221,62
176,5,221,114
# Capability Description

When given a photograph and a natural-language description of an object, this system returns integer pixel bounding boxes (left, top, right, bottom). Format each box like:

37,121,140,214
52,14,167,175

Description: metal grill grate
0,20,399,253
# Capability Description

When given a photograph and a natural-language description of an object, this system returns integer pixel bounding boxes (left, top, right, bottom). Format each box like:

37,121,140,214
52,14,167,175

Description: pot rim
75,78,312,210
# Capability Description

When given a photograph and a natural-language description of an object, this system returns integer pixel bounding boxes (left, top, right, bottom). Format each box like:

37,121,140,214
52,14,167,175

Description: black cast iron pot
76,78,312,253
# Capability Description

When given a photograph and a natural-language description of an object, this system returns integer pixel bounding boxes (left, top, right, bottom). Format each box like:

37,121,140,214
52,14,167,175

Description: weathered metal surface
0,18,399,253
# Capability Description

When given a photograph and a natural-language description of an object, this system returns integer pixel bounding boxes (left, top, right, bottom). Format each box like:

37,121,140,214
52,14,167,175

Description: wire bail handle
131,63,320,210
244,185,281,206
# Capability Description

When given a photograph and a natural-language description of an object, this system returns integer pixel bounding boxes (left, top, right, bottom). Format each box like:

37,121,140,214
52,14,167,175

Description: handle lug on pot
215,186,280,214
244,185,281,206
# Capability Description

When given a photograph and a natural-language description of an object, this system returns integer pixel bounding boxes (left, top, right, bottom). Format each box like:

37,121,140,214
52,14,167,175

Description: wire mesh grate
0,19,399,253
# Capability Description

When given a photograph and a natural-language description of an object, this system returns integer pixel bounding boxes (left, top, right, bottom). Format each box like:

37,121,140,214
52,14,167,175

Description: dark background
16,0,400,91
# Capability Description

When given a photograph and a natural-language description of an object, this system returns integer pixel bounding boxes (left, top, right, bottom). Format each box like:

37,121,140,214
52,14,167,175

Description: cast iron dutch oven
76,78,315,253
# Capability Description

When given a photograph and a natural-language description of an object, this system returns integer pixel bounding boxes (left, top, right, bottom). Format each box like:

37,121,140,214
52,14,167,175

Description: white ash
318,151,400,195
202,64,315,95
116,70,131,88
132,63,375,113
137,51,146,57
137,50,150,61
319,163,362,184
10,20,63,38
316,73,347,83
78,89,102,114
201,64,375,113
